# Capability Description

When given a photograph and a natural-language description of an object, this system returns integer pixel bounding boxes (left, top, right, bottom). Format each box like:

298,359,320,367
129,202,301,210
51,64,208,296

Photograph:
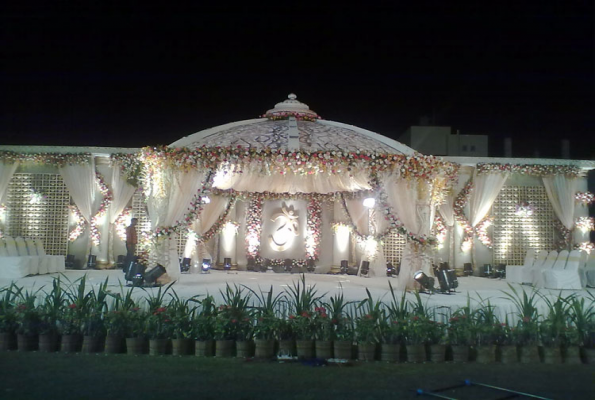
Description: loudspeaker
360,261,370,277
87,254,97,269
145,265,167,284
180,257,191,273
340,260,349,274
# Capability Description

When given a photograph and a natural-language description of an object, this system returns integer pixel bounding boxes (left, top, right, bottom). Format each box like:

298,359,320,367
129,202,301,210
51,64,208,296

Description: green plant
104,283,139,337
247,285,286,340
539,292,571,347
14,288,43,335
215,285,253,341
501,285,541,346
82,278,109,337
0,283,20,334
354,289,382,344
39,277,67,335
168,292,199,339
567,293,595,348
285,274,325,316
447,297,475,346
474,298,501,346
192,295,217,341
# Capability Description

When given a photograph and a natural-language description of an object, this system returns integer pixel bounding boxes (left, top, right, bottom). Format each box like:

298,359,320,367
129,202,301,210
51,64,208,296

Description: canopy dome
170,94,415,155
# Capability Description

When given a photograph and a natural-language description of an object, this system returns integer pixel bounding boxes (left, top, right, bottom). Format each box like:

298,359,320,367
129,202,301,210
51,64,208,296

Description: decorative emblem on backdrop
269,203,299,252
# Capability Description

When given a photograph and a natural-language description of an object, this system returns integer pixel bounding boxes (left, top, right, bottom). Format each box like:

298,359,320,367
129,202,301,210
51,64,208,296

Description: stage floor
3,269,594,321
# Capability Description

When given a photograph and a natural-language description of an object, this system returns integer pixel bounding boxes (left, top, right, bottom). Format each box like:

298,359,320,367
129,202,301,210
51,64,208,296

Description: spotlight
413,270,435,293
223,257,232,271
386,262,396,277
481,264,493,278
434,266,450,293
340,260,349,274
306,259,316,273
87,254,97,269
201,259,211,273
360,261,370,277
446,269,459,290
363,197,376,208
145,264,166,286
125,262,146,287
180,257,192,273
494,264,506,279
463,263,473,276
65,254,76,270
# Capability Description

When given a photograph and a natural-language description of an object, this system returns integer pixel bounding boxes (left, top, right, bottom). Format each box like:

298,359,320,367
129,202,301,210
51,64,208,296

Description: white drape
543,175,576,230
469,171,509,228
438,194,455,227
344,198,369,235
183,195,230,267
59,161,97,222
107,164,137,264
145,169,209,280
0,161,19,203
213,166,371,194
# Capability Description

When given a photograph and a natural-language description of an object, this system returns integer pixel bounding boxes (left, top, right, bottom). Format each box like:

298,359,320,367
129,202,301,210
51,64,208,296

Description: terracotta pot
296,340,314,359
563,346,582,365
17,334,38,352
149,338,169,355
172,338,192,356
381,343,400,362
254,339,275,358
499,345,518,364
406,344,426,363
39,333,59,352
519,345,541,363
235,340,254,358
429,344,446,363
0,332,17,351
358,343,377,361
215,340,235,357
61,334,82,353
451,345,470,363
126,337,147,355
277,339,295,357
315,340,333,359
475,345,497,364
82,335,103,353
542,345,562,364
582,347,595,364
195,340,215,357
333,340,353,360
104,335,124,354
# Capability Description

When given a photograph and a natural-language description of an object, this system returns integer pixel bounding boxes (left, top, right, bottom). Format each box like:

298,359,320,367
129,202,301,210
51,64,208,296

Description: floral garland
110,153,143,187
576,217,595,233
139,146,458,184
476,216,494,248
433,215,447,247
263,111,319,122
0,151,91,166
575,242,595,254
453,179,474,251
90,172,113,247
152,171,215,240
476,163,582,178
68,205,86,242
266,258,309,268
245,195,264,258
115,207,133,241
515,201,534,217
210,187,374,202
331,221,352,234
553,219,572,250
198,195,238,243
305,199,322,260
575,192,594,206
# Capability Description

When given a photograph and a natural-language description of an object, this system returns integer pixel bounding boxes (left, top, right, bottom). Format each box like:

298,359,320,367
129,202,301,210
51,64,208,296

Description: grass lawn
0,352,593,400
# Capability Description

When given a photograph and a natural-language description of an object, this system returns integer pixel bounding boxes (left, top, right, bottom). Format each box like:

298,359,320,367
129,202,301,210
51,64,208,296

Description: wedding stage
3,269,594,323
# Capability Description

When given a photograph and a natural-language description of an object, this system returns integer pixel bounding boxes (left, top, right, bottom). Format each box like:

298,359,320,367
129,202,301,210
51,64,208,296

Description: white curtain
438,193,455,227
469,171,509,228
543,175,576,230
0,161,19,203
107,164,137,264
59,161,97,222
183,195,230,267
145,169,209,281
344,198,369,235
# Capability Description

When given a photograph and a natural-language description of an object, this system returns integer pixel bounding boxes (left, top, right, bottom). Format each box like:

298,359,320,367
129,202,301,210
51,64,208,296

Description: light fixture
87,254,97,269
340,260,349,274
223,257,232,271
363,197,376,208
360,260,370,277
201,259,211,273
202,196,211,204
413,270,434,293
463,263,473,276
180,257,192,273
125,262,146,287
145,264,167,286
386,262,396,277
306,259,316,273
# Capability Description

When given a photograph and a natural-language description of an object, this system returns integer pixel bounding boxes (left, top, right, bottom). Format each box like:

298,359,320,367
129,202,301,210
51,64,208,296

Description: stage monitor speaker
87,254,97,269
360,261,370,277
125,263,146,284
223,257,232,271
340,260,349,274
145,265,167,284
180,258,191,273
463,263,473,276
65,254,76,270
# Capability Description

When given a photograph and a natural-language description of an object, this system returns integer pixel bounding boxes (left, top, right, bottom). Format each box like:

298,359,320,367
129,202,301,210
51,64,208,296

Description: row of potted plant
1,276,594,363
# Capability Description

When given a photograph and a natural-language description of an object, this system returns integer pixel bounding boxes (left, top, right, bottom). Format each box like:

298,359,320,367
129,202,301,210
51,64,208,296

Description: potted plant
498,322,518,364
447,310,475,363
332,316,355,360
215,284,252,358
313,306,333,359
248,285,285,359
168,293,197,356
474,300,500,363
104,285,137,354
379,318,403,362
14,290,42,351
426,320,446,363
403,315,429,363
124,307,148,355
0,284,20,351
81,279,109,353
59,276,93,353
193,296,217,357
276,318,296,357
539,294,569,364
355,290,383,362
145,283,175,356
567,293,594,364
501,285,541,363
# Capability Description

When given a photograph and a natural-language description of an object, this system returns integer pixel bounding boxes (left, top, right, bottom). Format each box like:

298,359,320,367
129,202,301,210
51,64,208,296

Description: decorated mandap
0,94,593,289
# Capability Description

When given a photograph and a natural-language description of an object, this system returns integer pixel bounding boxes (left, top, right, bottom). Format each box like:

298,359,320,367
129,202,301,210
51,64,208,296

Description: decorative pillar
220,204,238,266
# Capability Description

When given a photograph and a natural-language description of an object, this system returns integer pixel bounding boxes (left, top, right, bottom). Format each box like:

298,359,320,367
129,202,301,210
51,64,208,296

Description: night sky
2,3,594,159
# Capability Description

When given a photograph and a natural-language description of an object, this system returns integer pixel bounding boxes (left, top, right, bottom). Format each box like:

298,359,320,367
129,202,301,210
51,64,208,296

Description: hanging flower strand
89,172,113,247
305,198,322,260
68,205,87,242
575,192,594,206
453,179,474,251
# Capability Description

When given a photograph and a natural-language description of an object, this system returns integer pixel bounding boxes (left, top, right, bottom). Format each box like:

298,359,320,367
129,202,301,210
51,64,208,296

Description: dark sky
2,2,594,159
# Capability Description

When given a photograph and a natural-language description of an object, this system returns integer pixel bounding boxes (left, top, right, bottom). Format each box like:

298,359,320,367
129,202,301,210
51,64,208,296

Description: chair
523,250,548,284
507,249,535,284
544,250,584,290
532,250,561,288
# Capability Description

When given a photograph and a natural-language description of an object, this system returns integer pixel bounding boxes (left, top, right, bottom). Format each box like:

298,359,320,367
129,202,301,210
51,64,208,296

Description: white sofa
521,250,548,284
531,250,560,287
0,236,65,279
544,249,584,290
506,249,536,284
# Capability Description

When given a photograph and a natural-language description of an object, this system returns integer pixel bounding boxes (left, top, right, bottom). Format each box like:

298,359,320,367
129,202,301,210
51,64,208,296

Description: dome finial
263,94,319,121
288,93,297,100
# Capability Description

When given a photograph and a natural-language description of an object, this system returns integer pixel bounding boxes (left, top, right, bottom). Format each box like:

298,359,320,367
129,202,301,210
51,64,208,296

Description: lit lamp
201,259,211,273
223,257,232,271
363,197,376,208
414,270,435,293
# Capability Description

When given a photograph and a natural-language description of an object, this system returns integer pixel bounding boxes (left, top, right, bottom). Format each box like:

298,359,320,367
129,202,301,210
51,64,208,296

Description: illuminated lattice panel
5,173,70,256
383,231,406,264
131,191,187,257
492,186,555,266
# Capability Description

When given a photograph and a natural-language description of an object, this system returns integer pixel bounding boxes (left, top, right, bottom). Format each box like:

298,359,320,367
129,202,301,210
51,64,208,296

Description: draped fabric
183,195,230,267
107,164,137,264
0,161,19,203
438,193,455,227
145,169,209,280
469,171,509,228
59,161,97,222
543,175,576,230
212,166,371,194
344,198,369,235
